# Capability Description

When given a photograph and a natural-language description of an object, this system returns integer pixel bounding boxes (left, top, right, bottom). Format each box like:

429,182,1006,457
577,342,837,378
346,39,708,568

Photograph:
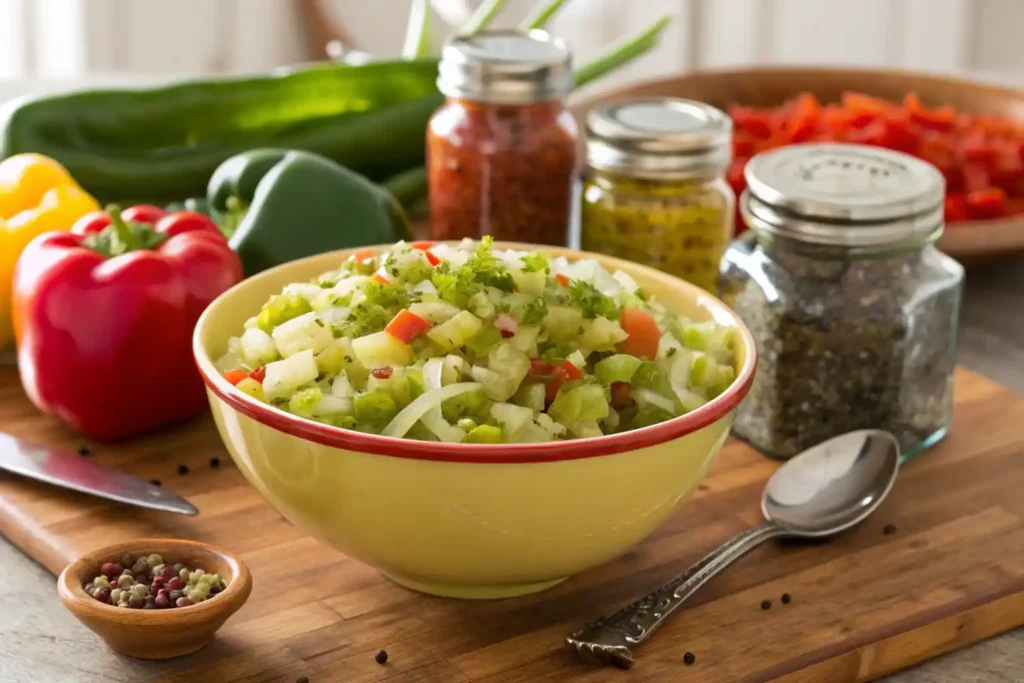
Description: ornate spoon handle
566,523,787,668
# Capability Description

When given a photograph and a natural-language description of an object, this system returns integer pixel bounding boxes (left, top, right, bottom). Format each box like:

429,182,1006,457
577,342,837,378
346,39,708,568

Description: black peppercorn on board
0,365,1022,683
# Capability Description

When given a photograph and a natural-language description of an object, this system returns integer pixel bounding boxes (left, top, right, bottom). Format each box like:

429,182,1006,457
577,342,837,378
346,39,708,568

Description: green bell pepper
0,60,442,204
209,149,410,276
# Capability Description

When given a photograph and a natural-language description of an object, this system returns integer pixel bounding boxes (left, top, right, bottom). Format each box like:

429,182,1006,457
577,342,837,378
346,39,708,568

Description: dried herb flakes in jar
581,99,735,293
720,143,963,460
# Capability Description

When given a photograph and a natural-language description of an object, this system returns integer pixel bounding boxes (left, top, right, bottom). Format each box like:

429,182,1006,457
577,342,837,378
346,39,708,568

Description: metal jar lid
741,143,946,248
437,29,573,105
585,98,732,179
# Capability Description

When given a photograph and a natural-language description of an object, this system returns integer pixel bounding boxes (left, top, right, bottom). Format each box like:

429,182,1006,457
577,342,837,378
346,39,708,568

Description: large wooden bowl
570,67,1024,260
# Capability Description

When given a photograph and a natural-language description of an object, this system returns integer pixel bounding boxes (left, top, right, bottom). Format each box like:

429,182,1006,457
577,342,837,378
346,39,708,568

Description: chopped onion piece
413,279,437,296
422,357,445,390
633,388,676,414
612,269,640,293
381,382,484,438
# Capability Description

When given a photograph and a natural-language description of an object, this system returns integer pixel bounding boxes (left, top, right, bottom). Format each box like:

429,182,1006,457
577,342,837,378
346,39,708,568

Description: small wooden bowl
57,538,252,660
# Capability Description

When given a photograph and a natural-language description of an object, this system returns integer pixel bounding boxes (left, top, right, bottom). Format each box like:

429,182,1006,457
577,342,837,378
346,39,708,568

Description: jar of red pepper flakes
428,30,578,246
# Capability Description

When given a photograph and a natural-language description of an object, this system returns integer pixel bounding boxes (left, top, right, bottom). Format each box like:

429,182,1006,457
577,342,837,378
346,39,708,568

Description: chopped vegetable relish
216,239,738,443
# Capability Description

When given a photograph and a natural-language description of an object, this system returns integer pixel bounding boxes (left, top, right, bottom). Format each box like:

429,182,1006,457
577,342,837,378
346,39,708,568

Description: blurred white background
1,0,1023,99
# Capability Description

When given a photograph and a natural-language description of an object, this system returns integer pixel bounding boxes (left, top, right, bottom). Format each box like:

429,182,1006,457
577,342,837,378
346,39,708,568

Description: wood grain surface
0,365,1022,683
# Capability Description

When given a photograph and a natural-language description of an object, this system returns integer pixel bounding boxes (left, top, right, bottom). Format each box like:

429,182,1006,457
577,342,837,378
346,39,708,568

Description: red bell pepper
13,205,243,440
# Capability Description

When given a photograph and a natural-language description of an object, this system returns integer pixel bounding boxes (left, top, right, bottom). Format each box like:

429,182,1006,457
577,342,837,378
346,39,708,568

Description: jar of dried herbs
580,98,734,292
720,143,963,460
428,30,577,247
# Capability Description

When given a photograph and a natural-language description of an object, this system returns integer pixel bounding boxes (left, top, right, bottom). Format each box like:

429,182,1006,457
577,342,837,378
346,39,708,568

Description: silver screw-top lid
742,143,946,248
437,29,573,105
585,98,732,179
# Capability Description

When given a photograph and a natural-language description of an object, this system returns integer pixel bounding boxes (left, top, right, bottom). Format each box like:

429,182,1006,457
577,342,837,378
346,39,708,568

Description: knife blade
0,433,199,515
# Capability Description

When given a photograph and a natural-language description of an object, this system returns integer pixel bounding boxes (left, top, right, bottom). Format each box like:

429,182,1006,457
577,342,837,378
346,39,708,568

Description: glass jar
428,30,577,246
720,143,963,460
580,98,734,292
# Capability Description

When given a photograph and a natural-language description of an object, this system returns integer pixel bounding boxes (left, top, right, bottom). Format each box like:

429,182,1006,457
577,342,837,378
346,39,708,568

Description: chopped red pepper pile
727,91,1024,230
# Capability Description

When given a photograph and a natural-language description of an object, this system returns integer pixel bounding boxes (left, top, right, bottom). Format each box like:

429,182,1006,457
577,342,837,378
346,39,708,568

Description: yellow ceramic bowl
193,243,756,599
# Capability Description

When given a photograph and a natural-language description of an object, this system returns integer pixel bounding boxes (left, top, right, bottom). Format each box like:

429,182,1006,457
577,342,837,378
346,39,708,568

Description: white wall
1,0,1024,97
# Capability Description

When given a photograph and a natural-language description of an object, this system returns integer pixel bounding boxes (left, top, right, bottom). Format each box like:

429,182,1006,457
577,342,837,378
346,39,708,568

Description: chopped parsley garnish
539,339,571,363
519,298,548,325
362,280,409,311
520,251,550,273
567,280,619,320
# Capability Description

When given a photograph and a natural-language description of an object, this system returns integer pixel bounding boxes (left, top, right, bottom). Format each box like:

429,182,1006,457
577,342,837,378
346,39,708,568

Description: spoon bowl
568,429,902,668
763,429,901,537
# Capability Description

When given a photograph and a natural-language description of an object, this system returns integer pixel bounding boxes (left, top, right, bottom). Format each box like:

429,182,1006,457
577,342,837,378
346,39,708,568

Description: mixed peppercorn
84,552,227,609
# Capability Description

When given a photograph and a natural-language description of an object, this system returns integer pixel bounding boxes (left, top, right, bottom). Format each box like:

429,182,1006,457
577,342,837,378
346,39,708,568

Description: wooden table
1,257,1023,683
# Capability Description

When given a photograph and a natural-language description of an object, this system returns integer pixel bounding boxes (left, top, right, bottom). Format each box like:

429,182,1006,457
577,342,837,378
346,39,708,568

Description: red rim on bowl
194,245,757,464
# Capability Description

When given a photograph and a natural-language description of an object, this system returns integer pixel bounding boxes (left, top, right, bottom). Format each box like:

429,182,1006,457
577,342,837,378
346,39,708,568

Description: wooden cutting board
0,365,1022,683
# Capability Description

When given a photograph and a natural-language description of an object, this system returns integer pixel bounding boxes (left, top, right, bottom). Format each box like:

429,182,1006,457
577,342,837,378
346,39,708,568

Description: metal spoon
566,429,901,668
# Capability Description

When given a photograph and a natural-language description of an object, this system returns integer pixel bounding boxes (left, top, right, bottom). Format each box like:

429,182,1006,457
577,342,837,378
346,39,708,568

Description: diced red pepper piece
966,188,1008,219
494,313,518,339
249,366,266,383
371,366,393,379
554,273,569,288
222,369,249,386
944,195,969,223
529,359,556,376
373,273,390,285
962,164,990,194
618,308,661,360
610,381,633,408
353,249,375,262
411,241,441,266
729,105,775,139
384,309,431,343
561,359,584,381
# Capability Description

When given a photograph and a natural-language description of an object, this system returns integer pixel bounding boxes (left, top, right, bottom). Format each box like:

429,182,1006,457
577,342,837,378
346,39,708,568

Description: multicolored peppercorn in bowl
58,538,252,659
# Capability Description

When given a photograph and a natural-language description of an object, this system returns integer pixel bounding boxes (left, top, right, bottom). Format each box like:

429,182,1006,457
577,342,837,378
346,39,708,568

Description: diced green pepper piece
353,391,398,430
682,321,736,355
315,338,369,387
576,384,610,421
441,388,489,423
288,387,322,416
512,382,545,412
465,325,503,355
631,360,675,397
463,424,503,443
595,354,643,386
314,414,357,429
548,385,582,425
257,293,312,334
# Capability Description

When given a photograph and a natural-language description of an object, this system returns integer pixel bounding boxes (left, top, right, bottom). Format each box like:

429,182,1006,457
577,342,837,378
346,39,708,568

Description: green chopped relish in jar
580,99,734,292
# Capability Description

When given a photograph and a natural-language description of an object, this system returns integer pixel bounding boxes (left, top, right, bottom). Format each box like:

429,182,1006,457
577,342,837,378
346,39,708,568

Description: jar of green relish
580,99,735,292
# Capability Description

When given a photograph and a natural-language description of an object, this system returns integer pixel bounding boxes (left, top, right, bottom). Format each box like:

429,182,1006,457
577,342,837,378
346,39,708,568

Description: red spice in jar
428,30,577,247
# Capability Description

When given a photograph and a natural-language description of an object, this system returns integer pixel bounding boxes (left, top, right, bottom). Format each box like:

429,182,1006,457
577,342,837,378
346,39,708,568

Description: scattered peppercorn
375,649,388,664
884,524,897,535
85,551,227,610
210,457,220,468
761,600,772,610
781,593,792,604
77,445,90,456
177,464,189,475
684,652,696,665
150,479,161,487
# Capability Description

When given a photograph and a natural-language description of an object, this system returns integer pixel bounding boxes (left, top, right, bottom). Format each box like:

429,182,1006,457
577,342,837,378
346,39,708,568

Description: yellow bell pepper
0,154,99,349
